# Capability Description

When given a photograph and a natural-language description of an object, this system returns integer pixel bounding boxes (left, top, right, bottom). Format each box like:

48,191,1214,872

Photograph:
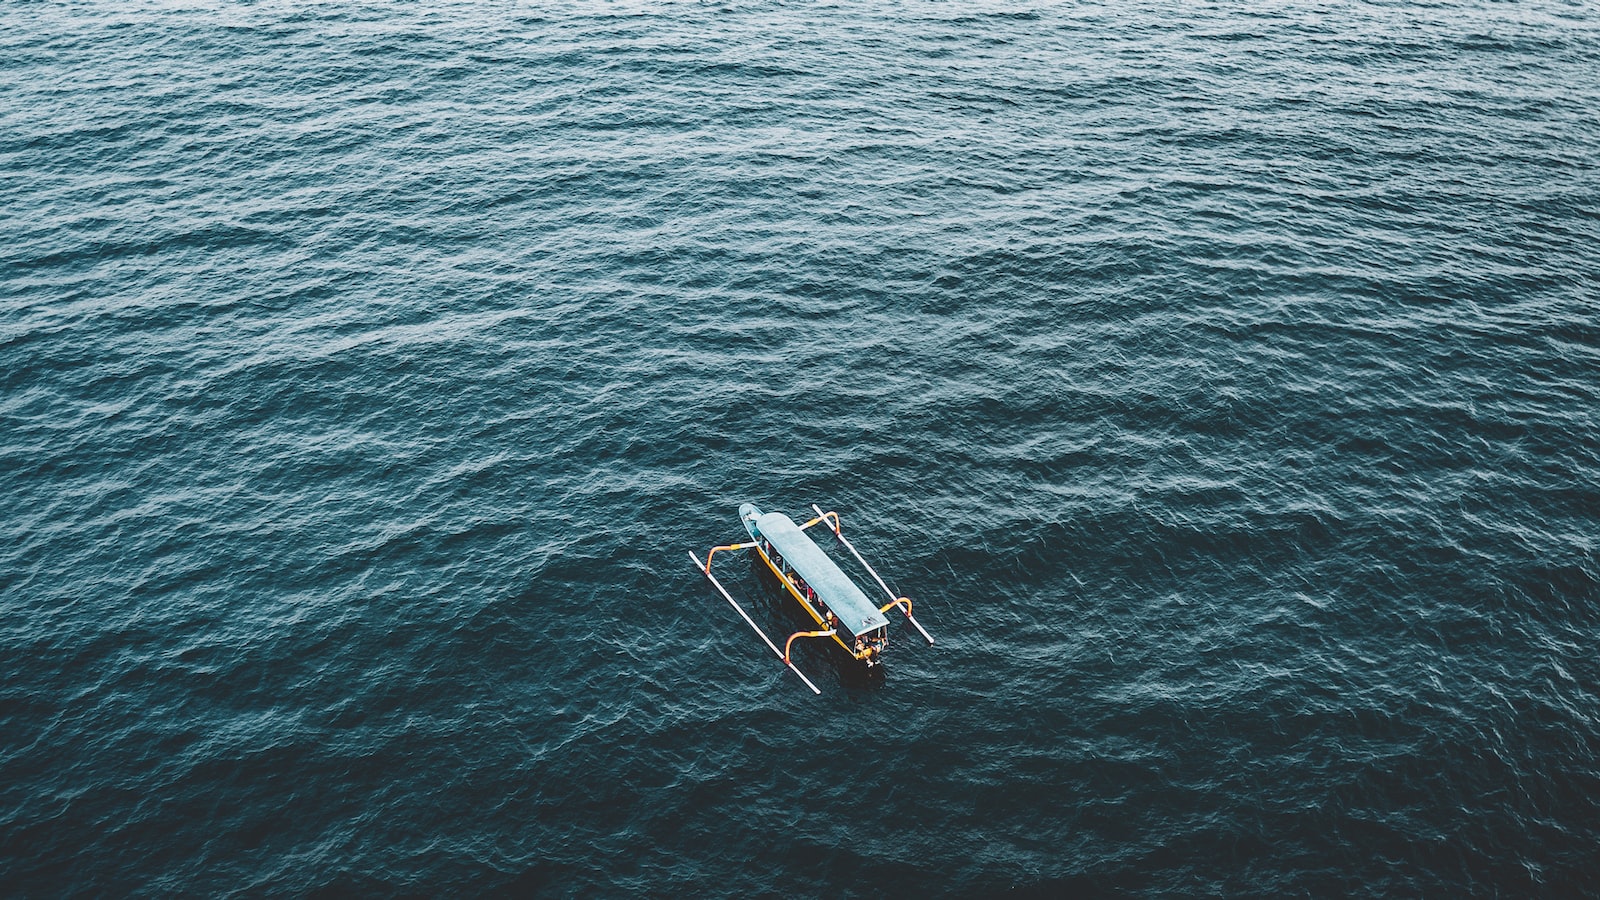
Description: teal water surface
3,0,1598,894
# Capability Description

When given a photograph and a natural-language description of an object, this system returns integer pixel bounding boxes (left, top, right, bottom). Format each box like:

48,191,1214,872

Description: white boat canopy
752,511,890,638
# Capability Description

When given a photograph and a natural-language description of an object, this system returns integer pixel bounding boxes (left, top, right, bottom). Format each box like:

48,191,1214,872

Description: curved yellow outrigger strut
800,509,840,534
701,540,756,574
880,596,913,617
783,628,837,665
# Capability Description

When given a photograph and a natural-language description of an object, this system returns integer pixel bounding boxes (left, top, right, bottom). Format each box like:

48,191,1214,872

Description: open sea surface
3,0,1598,894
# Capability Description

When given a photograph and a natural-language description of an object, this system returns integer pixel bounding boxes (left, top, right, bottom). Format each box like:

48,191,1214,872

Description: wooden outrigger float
689,503,933,694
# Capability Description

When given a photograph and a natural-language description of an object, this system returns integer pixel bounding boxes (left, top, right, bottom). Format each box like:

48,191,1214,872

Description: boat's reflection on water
835,656,887,691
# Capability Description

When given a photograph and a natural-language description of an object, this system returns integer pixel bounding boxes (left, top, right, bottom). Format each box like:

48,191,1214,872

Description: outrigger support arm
783,628,837,665
800,509,840,534
812,504,935,645
702,540,756,573
689,550,822,695
880,596,935,645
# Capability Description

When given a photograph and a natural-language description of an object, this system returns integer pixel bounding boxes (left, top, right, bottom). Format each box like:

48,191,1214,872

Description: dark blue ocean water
4,0,1599,894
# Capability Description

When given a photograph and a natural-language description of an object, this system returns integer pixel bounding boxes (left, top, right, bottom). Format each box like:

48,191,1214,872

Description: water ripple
4,0,1599,895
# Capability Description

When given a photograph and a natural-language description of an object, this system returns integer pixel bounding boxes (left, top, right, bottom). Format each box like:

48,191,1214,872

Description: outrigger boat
689,503,933,694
